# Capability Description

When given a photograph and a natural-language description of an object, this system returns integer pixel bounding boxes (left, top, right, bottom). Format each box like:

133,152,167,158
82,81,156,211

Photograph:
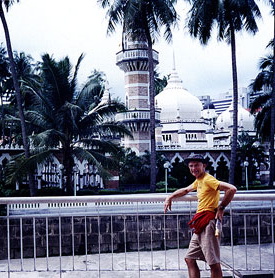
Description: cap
184,154,207,165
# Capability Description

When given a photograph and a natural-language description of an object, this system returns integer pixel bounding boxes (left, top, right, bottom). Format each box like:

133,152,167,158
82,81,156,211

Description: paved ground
0,244,274,277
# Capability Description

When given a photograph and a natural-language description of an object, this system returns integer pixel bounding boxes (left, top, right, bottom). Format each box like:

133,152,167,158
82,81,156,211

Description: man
164,154,237,278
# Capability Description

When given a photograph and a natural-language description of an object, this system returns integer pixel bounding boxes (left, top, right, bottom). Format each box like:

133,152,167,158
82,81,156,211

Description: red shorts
185,219,221,265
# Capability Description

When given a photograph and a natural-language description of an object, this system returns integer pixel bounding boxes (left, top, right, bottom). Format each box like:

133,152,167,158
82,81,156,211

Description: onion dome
216,103,254,131
155,70,203,121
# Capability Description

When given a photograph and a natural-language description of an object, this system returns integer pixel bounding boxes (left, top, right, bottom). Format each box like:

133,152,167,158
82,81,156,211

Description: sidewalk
0,244,274,277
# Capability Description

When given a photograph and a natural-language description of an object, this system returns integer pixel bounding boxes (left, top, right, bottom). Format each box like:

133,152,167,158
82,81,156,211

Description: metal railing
0,193,274,277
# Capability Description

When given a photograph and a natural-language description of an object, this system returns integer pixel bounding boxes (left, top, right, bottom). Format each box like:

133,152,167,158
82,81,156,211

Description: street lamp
73,165,79,196
58,164,64,190
244,161,249,190
163,161,171,193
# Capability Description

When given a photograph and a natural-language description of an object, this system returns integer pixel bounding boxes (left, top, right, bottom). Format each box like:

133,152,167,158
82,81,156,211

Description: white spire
172,50,176,71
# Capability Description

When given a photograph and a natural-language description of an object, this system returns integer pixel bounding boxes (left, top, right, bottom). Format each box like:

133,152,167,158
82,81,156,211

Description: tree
236,132,267,186
250,54,273,139
187,0,261,184
0,0,37,195
249,47,275,186
269,0,275,187
7,54,130,195
154,71,169,95
0,45,11,140
98,0,178,192
0,50,39,147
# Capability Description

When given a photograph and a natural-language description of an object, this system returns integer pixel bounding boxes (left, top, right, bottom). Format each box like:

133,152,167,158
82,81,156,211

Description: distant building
198,87,249,116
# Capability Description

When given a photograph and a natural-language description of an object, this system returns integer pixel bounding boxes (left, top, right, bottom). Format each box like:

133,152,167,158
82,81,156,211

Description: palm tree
98,0,178,192
0,46,10,140
249,50,275,185
269,0,275,187
0,1,29,154
187,0,261,184
0,0,37,195
0,50,38,146
155,71,168,95
6,54,130,195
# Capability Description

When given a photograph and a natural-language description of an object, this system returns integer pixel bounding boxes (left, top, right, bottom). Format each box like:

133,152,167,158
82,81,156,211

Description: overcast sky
0,0,273,101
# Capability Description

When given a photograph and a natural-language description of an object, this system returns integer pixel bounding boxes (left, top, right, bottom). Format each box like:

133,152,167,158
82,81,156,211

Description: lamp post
73,165,79,196
244,161,249,190
58,164,64,190
163,161,171,193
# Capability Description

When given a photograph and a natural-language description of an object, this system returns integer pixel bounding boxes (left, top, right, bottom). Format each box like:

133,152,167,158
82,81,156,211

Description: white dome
155,70,203,121
216,103,254,131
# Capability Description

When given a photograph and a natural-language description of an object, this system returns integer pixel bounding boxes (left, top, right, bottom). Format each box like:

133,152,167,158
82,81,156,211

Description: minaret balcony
116,109,160,124
116,48,159,71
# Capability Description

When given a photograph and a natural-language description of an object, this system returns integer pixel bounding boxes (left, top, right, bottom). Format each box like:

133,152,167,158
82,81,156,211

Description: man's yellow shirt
191,172,220,213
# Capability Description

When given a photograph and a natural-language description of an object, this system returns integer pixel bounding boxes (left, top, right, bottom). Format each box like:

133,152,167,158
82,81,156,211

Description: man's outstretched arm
164,184,194,213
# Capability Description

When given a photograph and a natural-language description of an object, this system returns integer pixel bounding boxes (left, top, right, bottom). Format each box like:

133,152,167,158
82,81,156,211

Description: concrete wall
0,210,273,260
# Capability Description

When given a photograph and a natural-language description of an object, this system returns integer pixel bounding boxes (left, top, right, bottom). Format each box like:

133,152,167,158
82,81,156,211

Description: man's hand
215,206,225,221
164,197,172,213
163,186,194,213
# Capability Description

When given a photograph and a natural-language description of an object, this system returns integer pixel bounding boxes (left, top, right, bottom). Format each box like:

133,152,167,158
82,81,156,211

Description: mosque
115,38,256,178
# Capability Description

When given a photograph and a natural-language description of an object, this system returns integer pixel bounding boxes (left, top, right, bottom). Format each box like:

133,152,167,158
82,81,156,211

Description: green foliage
167,175,179,188
0,182,30,197
154,71,168,95
119,149,151,185
187,0,261,45
156,176,179,189
249,53,273,140
235,132,268,186
156,181,165,189
119,149,167,187
4,53,130,195
99,0,179,44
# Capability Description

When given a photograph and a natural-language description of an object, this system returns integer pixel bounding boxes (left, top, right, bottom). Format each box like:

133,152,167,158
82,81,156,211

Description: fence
0,193,274,277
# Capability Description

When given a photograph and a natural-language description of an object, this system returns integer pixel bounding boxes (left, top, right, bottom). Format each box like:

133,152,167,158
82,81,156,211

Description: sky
0,0,273,101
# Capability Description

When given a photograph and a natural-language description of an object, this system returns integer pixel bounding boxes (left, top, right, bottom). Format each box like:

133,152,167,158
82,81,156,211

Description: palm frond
254,105,271,140
70,53,85,94
249,71,272,93
41,54,73,108
25,110,52,130
72,147,113,179
249,93,271,114
76,72,105,110
30,129,65,148
5,149,55,185
3,0,20,11
188,0,261,44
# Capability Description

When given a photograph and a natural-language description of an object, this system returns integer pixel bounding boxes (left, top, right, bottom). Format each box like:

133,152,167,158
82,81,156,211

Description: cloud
1,0,272,101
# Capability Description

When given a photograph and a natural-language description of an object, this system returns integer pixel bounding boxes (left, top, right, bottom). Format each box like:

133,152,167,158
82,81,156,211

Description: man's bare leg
185,258,200,278
210,263,222,278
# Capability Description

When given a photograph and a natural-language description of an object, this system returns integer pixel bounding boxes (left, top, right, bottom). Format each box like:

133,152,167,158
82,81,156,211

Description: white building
155,68,255,151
